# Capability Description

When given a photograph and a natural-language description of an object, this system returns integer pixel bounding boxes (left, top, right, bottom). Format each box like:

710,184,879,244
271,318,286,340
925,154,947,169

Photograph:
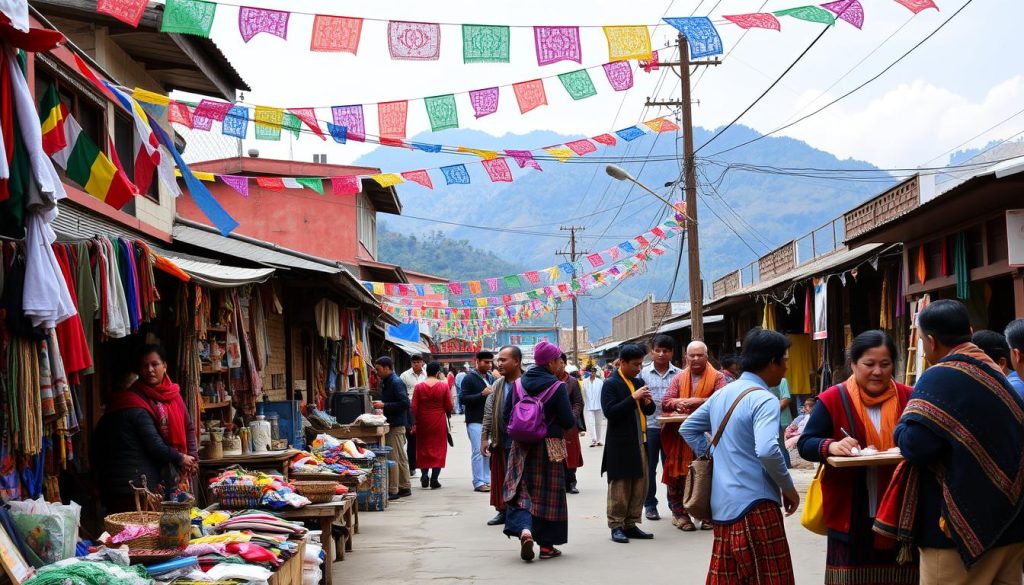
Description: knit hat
533,341,562,366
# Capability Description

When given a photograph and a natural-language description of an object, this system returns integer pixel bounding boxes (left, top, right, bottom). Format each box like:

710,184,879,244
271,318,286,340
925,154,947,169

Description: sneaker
397,488,413,498
645,506,661,521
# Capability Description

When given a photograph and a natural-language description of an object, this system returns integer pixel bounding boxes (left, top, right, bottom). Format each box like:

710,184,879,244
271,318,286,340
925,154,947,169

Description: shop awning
586,340,621,355
164,257,275,288
386,335,431,357
657,315,724,334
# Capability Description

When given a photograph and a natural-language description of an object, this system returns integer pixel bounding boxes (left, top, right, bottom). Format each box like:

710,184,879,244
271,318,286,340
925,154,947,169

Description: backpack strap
539,380,562,402
709,387,761,448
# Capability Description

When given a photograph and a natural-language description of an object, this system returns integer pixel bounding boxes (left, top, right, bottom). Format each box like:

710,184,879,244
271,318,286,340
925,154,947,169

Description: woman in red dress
412,361,454,489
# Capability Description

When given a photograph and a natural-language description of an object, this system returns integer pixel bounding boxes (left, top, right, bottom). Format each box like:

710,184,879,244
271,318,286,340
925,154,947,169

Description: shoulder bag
801,383,855,535
683,387,760,522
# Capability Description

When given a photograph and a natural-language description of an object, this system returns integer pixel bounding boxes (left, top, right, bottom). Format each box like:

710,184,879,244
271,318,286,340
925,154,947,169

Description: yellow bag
800,464,827,535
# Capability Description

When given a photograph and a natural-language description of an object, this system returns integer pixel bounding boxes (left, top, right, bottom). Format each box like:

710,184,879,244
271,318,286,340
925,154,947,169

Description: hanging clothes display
314,298,341,340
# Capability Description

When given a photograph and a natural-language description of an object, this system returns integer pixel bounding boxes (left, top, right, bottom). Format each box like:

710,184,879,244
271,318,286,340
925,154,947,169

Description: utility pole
646,34,720,341
557,226,587,366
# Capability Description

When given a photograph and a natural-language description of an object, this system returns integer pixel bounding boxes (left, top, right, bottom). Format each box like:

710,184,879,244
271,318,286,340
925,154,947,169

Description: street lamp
605,164,678,211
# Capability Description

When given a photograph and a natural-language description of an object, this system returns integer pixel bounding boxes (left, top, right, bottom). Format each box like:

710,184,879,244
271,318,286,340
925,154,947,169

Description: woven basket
211,484,264,509
292,481,337,504
104,511,162,550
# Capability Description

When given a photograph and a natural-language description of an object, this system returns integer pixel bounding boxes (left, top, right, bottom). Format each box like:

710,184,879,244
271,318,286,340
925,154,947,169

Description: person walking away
502,341,575,561
876,300,1024,585
460,351,496,492
554,354,584,494
454,367,467,415
639,335,681,521
662,340,727,531
401,355,427,475
1006,320,1024,399
681,328,799,585
583,366,605,446
373,357,412,499
412,361,453,489
603,343,657,543
797,330,917,584
482,345,523,526
768,377,793,468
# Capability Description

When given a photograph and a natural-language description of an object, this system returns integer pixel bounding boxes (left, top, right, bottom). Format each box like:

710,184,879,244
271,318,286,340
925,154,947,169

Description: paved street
338,415,826,584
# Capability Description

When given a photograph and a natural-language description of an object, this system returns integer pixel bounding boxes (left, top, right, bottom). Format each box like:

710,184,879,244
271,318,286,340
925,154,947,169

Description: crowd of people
363,298,1024,585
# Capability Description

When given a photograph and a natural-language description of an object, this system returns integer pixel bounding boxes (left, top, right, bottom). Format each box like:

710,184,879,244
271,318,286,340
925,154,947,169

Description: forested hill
378,226,524,280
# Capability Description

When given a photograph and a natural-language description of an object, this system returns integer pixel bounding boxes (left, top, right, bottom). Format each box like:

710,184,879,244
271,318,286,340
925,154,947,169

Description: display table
278,495,358,585
268,540,305,585
199,449,301,504
310,424,389,444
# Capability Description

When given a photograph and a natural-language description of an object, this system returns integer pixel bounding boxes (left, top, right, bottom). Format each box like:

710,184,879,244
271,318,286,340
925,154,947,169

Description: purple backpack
507,379,561,444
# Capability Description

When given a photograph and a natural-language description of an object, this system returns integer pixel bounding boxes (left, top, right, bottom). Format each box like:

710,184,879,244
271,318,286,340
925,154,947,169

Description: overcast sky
186,0,1022,170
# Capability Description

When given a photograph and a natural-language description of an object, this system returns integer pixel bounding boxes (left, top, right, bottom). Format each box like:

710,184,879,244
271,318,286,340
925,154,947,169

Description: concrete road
335,415,826,584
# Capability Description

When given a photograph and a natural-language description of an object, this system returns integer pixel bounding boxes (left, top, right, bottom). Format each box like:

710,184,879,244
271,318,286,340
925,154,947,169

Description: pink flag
593,134,617,146
401,170,433,189
892,0,937,13
256,177,286,191
378,101,408,139
97,0,147,26
651,226,667,239
603,61,633,91
168,101,193,128
238,7,290,42
524,271,540,284
504,150,542,171
488,278,500,292
723,13,782,30
512,79,547,114
642,51,660,73
650,246,666,256
331,105,365,142
221,175,249,197
288,108,326,140
635,235,650,247
448,282,463,295
587,253,605,268
609,246,622,261
644,117,680,133
565,139,597,156
331,176,361,195
534,26,582,66
482,158,513,183
310,15,363,53
192,114,213,131
822,0,865,29
469,87,499,118
388,21,441,60
194,99,233,121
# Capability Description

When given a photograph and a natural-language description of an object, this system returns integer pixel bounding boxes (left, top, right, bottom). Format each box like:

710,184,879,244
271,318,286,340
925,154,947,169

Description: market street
341,415,824,584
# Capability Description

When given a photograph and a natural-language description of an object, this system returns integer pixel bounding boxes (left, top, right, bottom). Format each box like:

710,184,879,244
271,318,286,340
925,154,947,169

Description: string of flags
96,0,938,64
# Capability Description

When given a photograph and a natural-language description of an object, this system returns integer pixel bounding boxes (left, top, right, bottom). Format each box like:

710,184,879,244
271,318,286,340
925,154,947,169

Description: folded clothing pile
188,511,306,572
310,435,375,461
289,452,368,478
208,470,311,510
22,559,151,585
301,542,323,585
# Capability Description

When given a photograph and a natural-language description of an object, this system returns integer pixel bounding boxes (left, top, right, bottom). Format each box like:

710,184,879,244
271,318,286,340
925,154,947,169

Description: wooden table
278,495,358,585
268,540,304,585
199,449,300,505
311,424,389,444
657,414,689,424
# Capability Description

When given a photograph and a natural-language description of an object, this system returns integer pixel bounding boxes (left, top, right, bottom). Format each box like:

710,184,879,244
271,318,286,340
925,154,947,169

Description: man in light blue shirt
1005,320,1024,401
681,328,798,583
639,334,681,521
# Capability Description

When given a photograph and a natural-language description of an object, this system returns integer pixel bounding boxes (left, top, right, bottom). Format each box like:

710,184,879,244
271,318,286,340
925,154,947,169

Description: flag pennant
310,15,362,53
281,113,302,139
97,0,147,27
38,84,66,155
892,0,937,13
616,126,646,141
378,100,408,139
194,99,232,121
281,178,303,189
642,50,660,73
504,149,542,171
603,60,633,91
592,133,617,147
411,142,442,153
168,101,194,128
238,6,289,42
618,242,636,254
524,271,541,284
222,105,249,138
221,175,249,197
441,164,471,185
512,79,547,114
558,69,597,100
723,13,782,30
331,105,366,141
296,177,323,194
388,21,441,60
468,281,482,295
650,245,666,256
255,106,284,140
543,146,574,163
482,158,513,182
401,169,433,189
645,117,680,133
288,108,326,140
162,0,217,37
192,112,213,131
609,246,622,261
774,6,836,25
256,177,285,191
559,262,575,275
635,235,651,247
371,173,404,187
662,17,723,58
327,123,347,144
587,253,605,268
463,24,510,63
504,275,521,289
457,146,499,160
534,26,581,66
449,282,463,295
487,278,500,292
331,175,360,195
469,87,499,118
821,0,865,29
424,94,459,131
603,26,652,61
431,284,447,294
50,111,136,209
651,226,667,238
133,88,170,118
565,139,596,156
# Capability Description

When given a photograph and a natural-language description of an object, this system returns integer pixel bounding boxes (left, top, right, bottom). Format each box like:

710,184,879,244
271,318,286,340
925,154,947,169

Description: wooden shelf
202,400,231,409
200,367,226,375
206,325,227,333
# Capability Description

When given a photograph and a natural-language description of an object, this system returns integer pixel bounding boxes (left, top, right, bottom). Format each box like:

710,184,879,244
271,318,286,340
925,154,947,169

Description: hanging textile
955,232,970,300
894,258,906,318
813,277,828,340
784,334,814,396
940,236,949,277
915,246,926,284
879,270,892,330
803,286,812,335
314,298,341,340
761,301,776,330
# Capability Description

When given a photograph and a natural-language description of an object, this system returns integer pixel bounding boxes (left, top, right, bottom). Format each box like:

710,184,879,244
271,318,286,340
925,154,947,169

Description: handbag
801,383,856,535
446,415,455,447
683,387,760,522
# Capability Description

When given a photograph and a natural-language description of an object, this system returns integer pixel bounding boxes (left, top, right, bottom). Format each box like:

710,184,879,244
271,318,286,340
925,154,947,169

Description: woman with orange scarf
797,330,918,585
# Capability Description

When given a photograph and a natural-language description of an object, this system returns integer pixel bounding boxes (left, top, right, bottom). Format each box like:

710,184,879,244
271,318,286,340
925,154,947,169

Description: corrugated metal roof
53,201,153,242
386,336,431,356
657,315,725,334
172,223,340,274
166,257,274,289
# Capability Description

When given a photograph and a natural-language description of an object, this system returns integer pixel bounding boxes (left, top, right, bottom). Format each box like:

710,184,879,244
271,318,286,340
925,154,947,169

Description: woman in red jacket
797,330,918,585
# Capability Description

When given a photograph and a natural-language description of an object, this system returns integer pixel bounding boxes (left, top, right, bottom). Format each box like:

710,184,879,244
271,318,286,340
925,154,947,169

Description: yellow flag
255,106,285,131
543,146,574,163
132,88,171,107
603,26,653,61
457,146,500,160
371,173,404,187
476,298,487,307
372,283,385,295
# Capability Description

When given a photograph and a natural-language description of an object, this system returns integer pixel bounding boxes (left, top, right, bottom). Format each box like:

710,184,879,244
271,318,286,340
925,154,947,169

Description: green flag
774,6,836,25
558,70,597,101
296,178,323,195
282,113,302,139
463,25,510,63
424,94,458,132
503,275,521,289
161,0,217,37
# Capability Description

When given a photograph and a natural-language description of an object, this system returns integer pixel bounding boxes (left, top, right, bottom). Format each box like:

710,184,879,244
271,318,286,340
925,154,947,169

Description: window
114,114,159,203
357,192,377,258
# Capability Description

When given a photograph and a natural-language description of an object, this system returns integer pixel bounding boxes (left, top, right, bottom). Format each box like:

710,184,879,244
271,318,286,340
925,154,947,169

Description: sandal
539,546,562,559
520,532,535,561
701,521,714,531
675,515,697,532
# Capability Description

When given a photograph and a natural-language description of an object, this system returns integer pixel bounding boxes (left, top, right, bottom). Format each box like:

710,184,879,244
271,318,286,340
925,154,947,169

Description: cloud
776,75,1024,168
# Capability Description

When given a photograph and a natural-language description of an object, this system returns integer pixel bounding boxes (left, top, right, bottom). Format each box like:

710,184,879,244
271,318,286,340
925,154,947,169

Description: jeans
466,422,490,488
779,428,791,468
644,429,664,508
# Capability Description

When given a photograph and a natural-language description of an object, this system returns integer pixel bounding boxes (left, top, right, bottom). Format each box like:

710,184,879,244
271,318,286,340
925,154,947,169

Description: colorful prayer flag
161,0,216,37
371,173,404,187
482,158,513,183
462,24,510,63
168,101,194,128
504,150,542,171
401,170,433,189
193,99,232,121
603,60,633,91
331,105,365,142
821,0,865,29
238,6,289,42
50,111,135,209
662,17,724,58
378,101,408,139
609,246,622,261
603,26,652,61
310,15,362,53
256,177,285,191
645,117,680,133
221,175,249,197
543,146,574,163
288,108,326,140
512,79,547,114
457,146,499,160
223,105,248,138
468,281,482,295
616,126,646,141
487,278,500,292
388,21,441,60
774,6,836,25
281,113,301,139
534,26,581,66
449,282,463,295
892,0,937,13
104,84,170,197
504,275,521,289
593,134,617,146
587,253,604,268
255,106,284,140
469,87,499,118
558,69,597,100
565,139,596,156
38,84,66,154
97,0,148,27
296,177,323,194
410,142,442,153
559,262,575,275
331,175,360,195
424,94,458,131
635,235,650,247
441,164,471,185
723,13,782,31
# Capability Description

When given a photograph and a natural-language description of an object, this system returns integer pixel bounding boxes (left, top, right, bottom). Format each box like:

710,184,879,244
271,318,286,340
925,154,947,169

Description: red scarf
107,375,189,455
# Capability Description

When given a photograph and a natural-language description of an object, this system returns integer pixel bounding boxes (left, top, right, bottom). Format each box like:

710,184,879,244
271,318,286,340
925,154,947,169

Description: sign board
1008,210,1024,267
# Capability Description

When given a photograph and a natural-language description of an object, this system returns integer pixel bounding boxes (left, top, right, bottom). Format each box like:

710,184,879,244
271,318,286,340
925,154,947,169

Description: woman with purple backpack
502,340,577,562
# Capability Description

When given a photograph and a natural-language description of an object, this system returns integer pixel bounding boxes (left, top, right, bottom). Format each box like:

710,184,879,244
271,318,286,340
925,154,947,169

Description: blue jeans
644,428,664,508
779,428,791,468
466,422,490,488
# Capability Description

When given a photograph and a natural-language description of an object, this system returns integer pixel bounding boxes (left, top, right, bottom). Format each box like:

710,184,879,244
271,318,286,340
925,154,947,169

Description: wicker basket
292,481,337,504
103,511,162,550
210,484,264,509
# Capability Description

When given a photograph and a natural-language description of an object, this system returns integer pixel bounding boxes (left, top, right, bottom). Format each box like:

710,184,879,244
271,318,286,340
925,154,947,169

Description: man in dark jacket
373,356,412,499
460,350,495,492
602,343,656,543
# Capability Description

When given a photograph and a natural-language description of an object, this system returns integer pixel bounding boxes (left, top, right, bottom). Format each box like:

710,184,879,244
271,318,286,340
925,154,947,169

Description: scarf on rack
845,374,899,451
107,375,188,455
873,346,1024,567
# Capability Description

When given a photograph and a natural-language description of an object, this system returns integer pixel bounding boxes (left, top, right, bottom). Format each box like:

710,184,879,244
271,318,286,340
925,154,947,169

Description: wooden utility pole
646,34,719,341
558,226,587,366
